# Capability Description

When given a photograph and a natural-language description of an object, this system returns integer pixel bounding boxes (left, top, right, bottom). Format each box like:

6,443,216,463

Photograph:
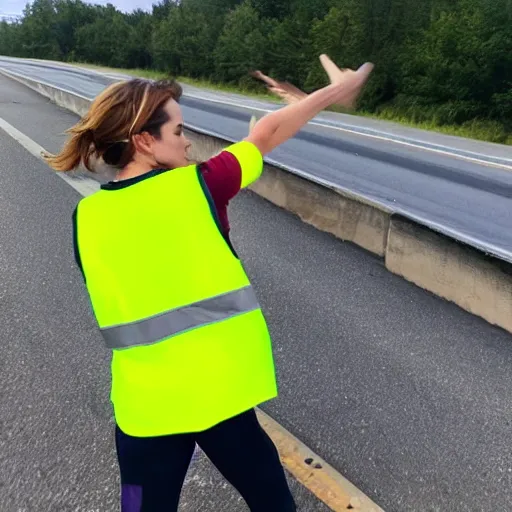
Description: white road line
0,116,100,197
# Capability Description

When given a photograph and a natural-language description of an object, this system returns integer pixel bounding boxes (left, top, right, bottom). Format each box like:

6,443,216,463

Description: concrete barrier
386,216,512,333
3,68,512,335
1,69,91,117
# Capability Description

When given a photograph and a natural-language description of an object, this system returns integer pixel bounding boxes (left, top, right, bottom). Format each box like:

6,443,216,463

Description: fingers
320,54,344,83
271,82,307,103
268,86,303,104
334,64,374,109
356,62,374,82
251,69,308,104
320,54,374,89
281,81,308,99
249,115,257,134
250,70,280,89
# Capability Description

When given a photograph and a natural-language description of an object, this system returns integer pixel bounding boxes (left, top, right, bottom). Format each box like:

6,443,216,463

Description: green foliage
251,0,290,20
399,0,512,128
19,0,62,59
0,21,21,56
307,2,366,88
265,16,310,86
214,1,269,84
0,0,509,140
75,13,138,67
152,4,216,77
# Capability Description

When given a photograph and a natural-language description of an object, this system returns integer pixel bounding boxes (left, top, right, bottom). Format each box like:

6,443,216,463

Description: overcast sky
2,0,154,15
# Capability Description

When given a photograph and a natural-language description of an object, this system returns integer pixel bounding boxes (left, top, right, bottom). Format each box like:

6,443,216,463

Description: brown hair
44,78,182,172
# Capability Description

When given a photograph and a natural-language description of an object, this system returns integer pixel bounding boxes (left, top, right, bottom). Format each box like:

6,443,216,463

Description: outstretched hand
250,70,308,104
251,55,373,109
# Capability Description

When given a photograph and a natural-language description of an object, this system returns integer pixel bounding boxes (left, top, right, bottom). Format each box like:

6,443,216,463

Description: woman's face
150,99,191,169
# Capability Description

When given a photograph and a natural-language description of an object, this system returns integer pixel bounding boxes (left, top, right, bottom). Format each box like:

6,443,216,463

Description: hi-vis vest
75,141,277,437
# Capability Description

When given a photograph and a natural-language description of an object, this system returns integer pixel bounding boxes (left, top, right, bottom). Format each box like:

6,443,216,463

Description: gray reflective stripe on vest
101,286,260,349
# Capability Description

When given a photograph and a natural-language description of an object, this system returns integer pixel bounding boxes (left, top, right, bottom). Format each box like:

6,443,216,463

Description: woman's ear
132,132,155,156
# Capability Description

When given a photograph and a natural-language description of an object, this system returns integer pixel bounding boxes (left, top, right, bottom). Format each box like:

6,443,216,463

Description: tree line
0,0,510,141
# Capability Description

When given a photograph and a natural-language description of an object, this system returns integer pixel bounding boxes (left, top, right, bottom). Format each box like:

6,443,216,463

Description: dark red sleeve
199,151,242,235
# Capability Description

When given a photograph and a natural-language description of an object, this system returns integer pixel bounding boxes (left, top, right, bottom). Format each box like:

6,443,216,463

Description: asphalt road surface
0,56,511,264
1,71,512,512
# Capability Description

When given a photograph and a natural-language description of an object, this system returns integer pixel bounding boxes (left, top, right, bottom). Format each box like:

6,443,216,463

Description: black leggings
115,409,297,512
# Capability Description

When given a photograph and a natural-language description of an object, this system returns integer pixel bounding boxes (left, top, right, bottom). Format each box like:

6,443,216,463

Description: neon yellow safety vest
75,141,277,437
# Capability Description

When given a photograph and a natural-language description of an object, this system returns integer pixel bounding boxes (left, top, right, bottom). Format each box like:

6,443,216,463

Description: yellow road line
257,409,384,512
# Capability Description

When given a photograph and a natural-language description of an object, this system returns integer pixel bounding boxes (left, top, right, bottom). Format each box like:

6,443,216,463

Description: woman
45,55,372,512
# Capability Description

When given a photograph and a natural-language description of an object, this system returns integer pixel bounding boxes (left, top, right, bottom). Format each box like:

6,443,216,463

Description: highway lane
2,71,512,512
1,56,512,264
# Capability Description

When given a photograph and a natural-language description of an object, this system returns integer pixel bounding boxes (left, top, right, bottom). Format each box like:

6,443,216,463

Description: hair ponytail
44,127,95,172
